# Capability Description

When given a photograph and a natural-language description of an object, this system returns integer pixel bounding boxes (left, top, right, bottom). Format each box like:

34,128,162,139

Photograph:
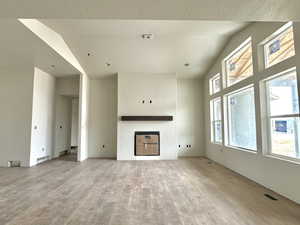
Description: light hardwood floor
0,157,299,225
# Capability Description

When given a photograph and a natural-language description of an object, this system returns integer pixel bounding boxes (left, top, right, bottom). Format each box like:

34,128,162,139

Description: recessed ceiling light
105,63,111,67
184,63,190,67
141,34,154,40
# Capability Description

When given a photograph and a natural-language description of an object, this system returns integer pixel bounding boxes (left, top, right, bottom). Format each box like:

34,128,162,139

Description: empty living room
1,1,300,225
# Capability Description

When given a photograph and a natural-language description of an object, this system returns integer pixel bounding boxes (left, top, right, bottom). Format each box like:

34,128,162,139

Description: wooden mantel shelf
120,116,173,121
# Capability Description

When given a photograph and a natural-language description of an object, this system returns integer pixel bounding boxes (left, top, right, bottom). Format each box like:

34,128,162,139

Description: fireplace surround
135,131,160,156
117,73,177,160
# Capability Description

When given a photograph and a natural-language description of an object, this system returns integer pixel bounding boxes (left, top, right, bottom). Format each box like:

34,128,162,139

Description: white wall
87,76,204,159
117,73,177,160
78,73,90,161
53,77,79,158
71,98,79,147
177,79,204,157
30,68,55,166
56,77,79,97
0,67,34,167
19,19,86,75
88,77,118,158
203,22,300,204
54,95,72,157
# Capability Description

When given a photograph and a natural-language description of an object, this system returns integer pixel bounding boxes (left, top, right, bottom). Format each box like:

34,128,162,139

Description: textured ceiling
0,19,80,77
41,20,249,78
0,0,299,21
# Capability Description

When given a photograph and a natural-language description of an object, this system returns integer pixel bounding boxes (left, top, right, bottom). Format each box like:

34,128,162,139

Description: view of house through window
210,97,222,143
226,86,257,150
265,69,300,159
209,22,299,162
264,23,295,68
225,38,253,87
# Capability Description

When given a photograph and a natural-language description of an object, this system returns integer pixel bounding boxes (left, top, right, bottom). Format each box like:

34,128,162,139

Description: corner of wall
78,73,90,161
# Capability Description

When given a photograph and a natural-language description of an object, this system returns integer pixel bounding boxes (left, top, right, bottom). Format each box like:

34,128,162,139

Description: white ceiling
0,0,299,21
41,20,249,78
0,19,80,77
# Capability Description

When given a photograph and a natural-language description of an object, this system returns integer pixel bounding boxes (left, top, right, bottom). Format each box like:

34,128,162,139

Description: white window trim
263,22,294,69
223,37,253,88
265,153,300,165
210,97,222,144
262,67,300,163
224,84,257,152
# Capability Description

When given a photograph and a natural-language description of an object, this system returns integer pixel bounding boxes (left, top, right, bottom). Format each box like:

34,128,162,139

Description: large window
209,74,221,95
210,97,222,143
225,86,257,151
264,23,295,68
208,22,299,165
264,69,300,160
225,38,253,87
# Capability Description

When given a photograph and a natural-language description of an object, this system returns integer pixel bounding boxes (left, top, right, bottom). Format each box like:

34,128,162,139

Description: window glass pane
213,121,222,143
225,39,253,87
212,76,221,94
227,87,257,150
265,25,295,68
210,74,221,94
265,69,300,160
210,98,222,143
270,117,300,159
213,98,221,121
266,70,299,116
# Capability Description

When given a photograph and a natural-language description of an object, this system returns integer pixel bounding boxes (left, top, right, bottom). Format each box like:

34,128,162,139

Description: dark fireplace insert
135,131,160,156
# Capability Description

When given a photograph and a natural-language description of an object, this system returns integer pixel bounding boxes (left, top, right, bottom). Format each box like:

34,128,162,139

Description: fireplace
135,131,160,156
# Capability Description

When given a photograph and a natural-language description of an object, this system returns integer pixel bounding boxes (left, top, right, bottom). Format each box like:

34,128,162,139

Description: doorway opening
54,77,80,162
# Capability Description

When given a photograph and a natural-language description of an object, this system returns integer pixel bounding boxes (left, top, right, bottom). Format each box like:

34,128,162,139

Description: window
225,38,253,87
225,86,257,150
209,74,221,95
264,69,300,160
210,97,222,143
264,23,295,68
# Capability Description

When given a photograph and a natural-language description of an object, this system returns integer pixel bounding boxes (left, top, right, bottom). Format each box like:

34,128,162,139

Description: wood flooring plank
0,157,299,225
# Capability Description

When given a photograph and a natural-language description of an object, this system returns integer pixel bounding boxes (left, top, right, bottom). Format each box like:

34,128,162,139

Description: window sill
264,154,300,166
211,142,223,146
226,145,257,154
